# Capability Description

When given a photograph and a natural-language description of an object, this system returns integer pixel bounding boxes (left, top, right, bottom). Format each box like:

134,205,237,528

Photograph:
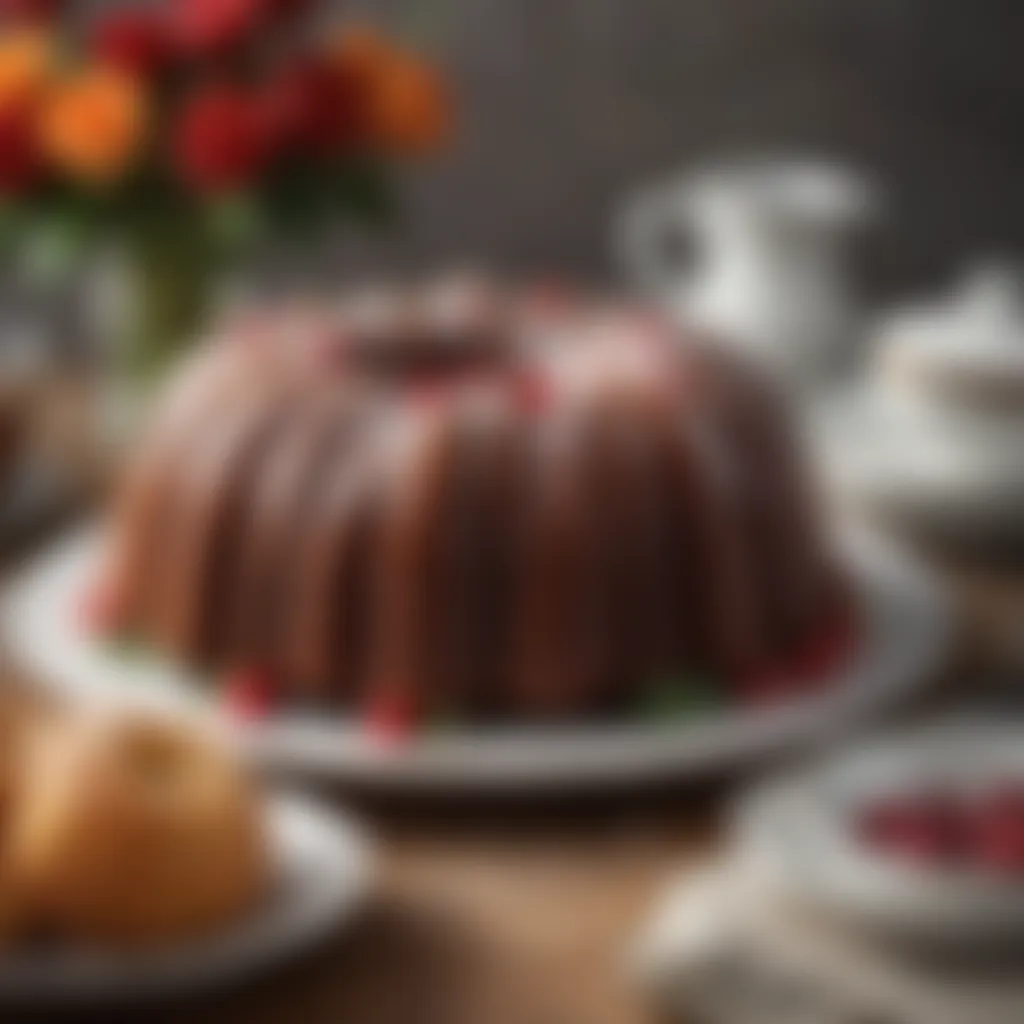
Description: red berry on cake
365,689,418,747
223,668,277,722
75,580,125,637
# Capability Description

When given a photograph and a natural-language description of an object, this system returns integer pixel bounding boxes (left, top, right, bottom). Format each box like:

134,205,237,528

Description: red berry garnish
736,668,795,707
223,667,277,722
365,688,419,747
793,607,857,681
742,606,858,704
525,277,577,315
512,369,553,415
76,580,125,637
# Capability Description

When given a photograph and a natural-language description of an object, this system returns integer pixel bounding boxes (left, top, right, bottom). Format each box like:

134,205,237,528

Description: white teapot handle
617,186,691,300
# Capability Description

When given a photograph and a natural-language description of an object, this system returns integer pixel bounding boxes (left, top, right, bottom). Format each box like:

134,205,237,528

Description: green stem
119,227,215,385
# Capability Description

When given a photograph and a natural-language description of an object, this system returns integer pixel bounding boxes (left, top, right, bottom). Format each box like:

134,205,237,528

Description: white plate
735,722,1024,945
2,525,951,793
0,793,372,1005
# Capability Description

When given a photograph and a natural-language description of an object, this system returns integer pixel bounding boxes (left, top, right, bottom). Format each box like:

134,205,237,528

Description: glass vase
95,231,216,460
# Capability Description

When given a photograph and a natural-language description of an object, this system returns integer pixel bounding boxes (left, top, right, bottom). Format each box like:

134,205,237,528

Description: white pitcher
619,159,877,390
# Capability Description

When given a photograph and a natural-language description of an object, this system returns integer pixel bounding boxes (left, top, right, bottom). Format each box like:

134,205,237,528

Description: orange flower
0,29,52,114
334,25,395,87
371,53,450,155
334,26,451,156
41,67,148,184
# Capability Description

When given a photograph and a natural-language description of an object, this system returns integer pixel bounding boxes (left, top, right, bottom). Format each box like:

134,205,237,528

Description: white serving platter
0,793,371,1005
2,525,951,793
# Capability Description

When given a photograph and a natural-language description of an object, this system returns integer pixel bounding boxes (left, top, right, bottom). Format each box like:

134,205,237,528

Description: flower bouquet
0,0,451,381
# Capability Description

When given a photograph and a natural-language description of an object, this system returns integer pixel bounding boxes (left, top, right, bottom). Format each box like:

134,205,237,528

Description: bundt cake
97,276,851,730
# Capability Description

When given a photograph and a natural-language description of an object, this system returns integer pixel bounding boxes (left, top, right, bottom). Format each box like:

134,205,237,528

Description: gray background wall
340,0,1024,296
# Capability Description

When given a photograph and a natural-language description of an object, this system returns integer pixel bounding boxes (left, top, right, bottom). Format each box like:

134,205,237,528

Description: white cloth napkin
634,862,1024,1024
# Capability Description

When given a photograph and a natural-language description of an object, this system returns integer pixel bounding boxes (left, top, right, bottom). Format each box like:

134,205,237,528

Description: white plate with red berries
2,525,951,793
736,722,1024,945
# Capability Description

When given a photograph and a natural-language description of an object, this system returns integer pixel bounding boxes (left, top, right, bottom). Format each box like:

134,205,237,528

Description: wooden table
170,792,722,1024
2,519,1021,1024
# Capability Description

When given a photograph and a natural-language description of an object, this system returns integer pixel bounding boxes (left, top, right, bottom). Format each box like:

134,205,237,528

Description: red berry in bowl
968,784,1024,876
860,792,966,868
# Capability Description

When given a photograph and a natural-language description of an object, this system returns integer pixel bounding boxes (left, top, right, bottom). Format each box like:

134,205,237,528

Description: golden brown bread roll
5,711,268,948
0,699,43,946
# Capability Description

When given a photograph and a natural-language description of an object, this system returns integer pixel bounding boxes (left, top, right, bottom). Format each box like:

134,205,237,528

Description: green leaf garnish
639,672,723,723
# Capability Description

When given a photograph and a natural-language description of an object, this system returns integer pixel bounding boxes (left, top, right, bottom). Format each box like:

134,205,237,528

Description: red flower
260,60,361,157
174,84,267,192
92,7,171,78
259,0,309,19
0,103,40,193
172,0,263,59
0,0,60,24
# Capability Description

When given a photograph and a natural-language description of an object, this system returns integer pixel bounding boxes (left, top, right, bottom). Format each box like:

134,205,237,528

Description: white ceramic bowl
736,722,1024,946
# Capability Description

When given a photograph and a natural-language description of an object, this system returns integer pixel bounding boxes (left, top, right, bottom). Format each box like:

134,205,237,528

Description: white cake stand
2,525,951,794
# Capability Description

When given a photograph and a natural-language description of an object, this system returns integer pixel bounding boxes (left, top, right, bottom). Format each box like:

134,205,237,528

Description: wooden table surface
180,792,721,1024
3,513,1023,1024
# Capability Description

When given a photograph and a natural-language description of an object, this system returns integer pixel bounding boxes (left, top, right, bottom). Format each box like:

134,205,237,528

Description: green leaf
0,204,29,262
262,160,402,240
427,707,461,735
335,161,400,229
639,671,723,723
263,166,337,239
204,193,267,257
102,630,148,662
22,208,98,290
